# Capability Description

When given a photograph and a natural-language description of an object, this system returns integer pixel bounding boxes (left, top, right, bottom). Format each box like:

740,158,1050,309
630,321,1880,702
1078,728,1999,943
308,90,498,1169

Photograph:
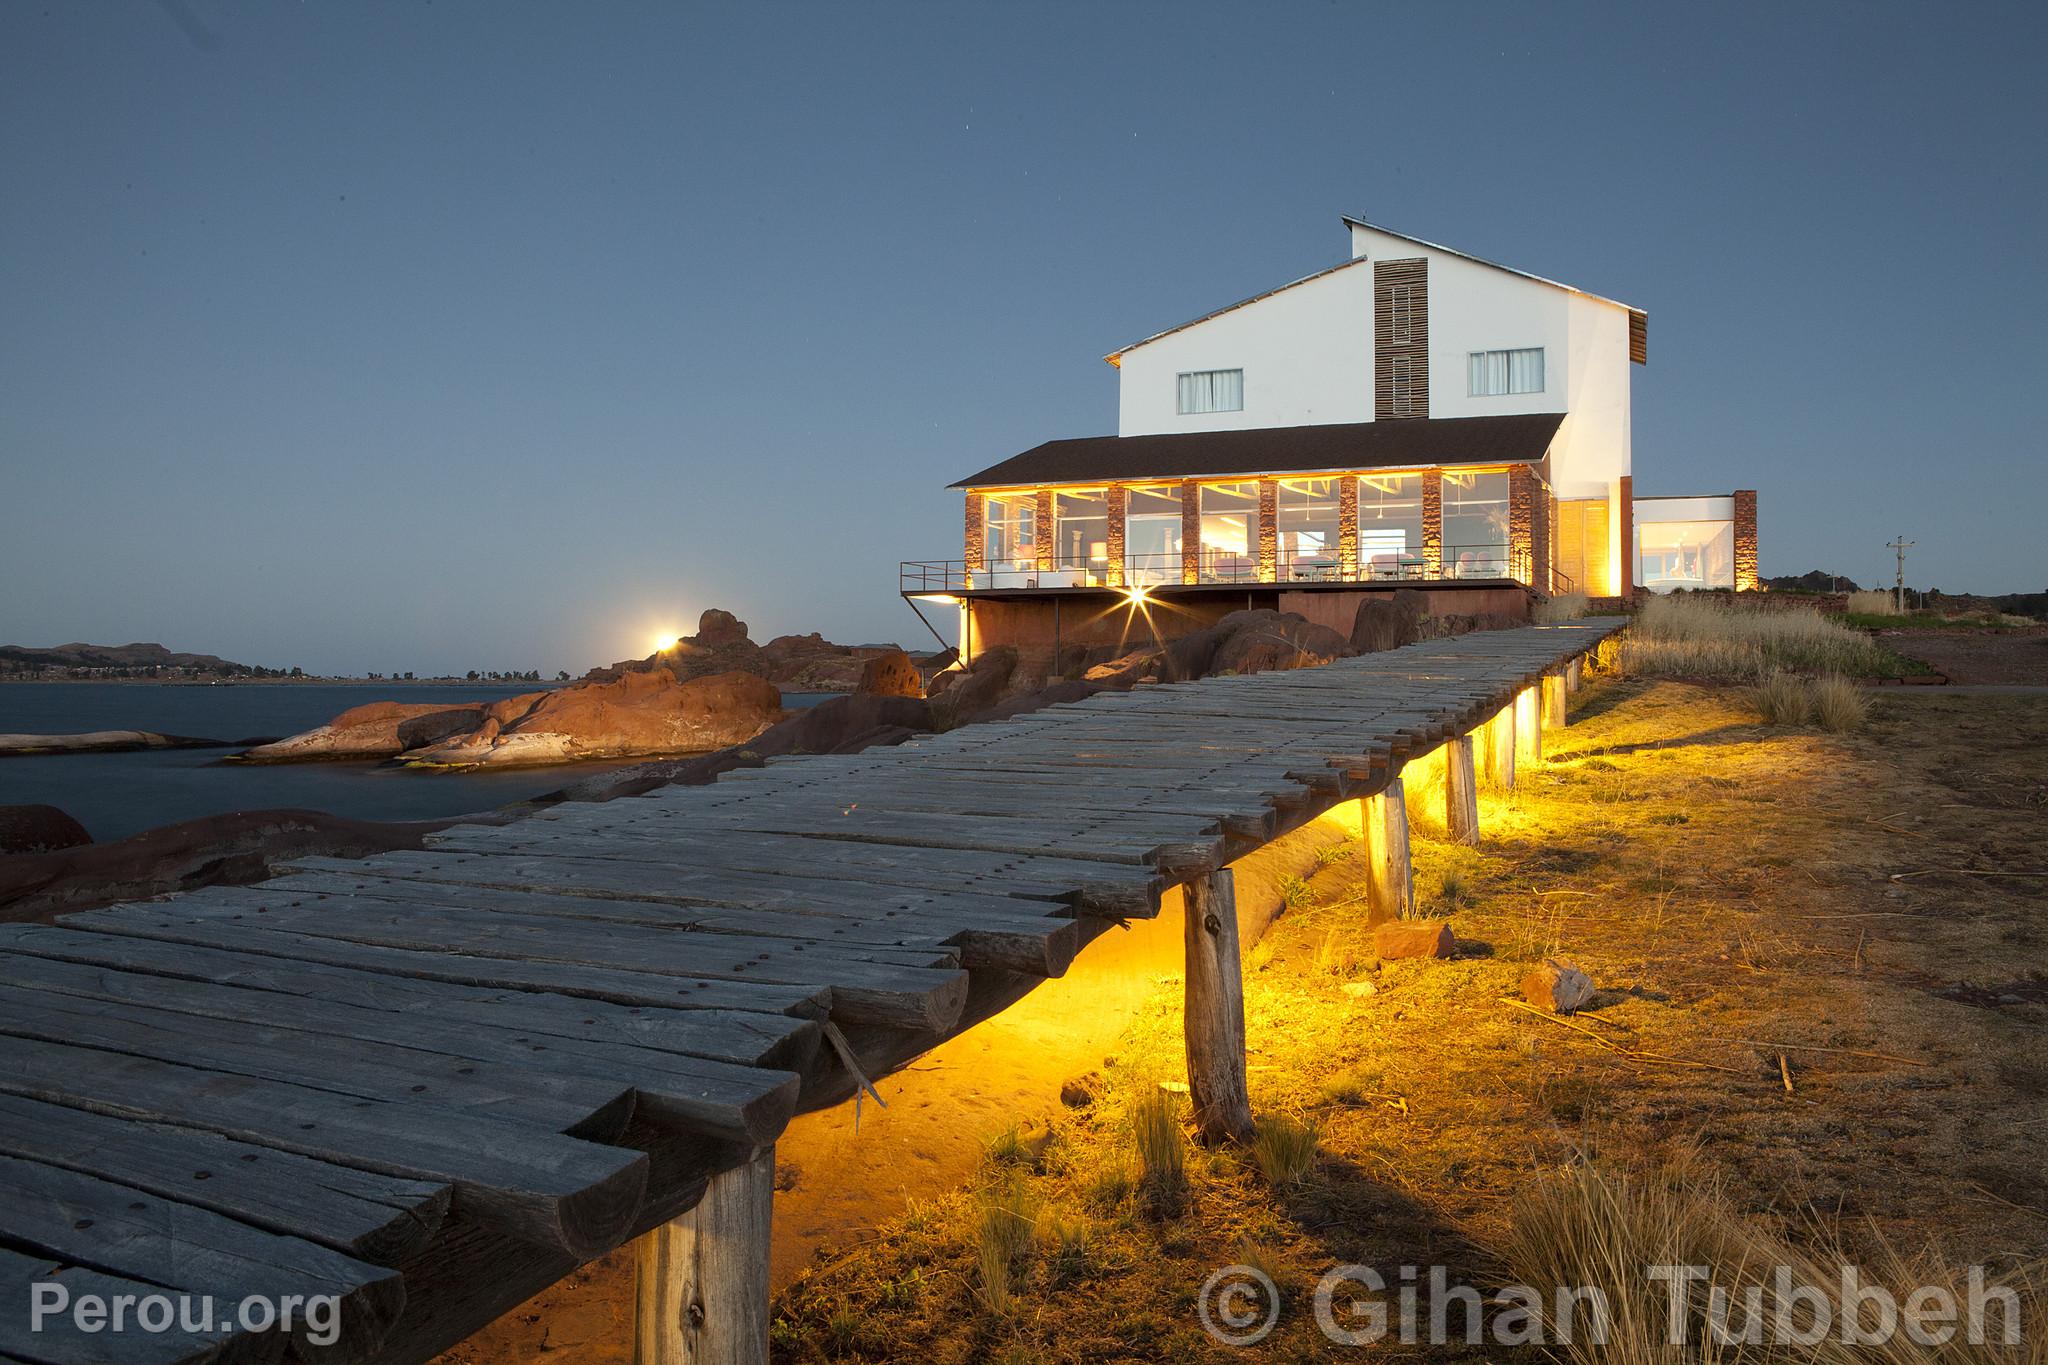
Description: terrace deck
0,618,1624,1365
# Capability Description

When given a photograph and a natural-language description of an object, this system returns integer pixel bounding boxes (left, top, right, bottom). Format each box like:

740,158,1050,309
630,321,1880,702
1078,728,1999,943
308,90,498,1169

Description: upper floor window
1389,356,1414,416
1468,348,1545,396
1388,283,1415,342
1177,368,1243,415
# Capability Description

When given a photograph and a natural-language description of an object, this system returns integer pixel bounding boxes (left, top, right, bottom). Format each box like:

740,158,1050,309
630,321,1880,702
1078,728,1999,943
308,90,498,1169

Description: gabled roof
1104,218,1648,365
952,413,1565,490
1102,257,1369,366
1341,216,1645,317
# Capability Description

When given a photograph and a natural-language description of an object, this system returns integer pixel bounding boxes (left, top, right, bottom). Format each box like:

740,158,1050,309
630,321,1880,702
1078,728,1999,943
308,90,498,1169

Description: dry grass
765,682,2048,1364
1618,594,1906,680
1812,673,1871,733
1750,670,1813,725
1537,592,1593,623
1251,1114,1319,1187
1848,589,1902,616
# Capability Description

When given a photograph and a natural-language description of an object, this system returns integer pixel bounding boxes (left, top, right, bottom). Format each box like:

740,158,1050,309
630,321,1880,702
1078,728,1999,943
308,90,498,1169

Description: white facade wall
1635,495,1734,524
1115,262,1373,437
1112,222,1639,590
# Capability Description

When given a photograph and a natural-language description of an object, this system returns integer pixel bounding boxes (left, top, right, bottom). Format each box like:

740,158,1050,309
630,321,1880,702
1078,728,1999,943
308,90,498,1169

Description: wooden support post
1487,705,1516,791
1515,686,1543,766
1543,673,1566,729
634,1145,774,1365
1367,779,1414,919
1446,734,1479,846
1183,870,1254,1145
1565,656,1583,693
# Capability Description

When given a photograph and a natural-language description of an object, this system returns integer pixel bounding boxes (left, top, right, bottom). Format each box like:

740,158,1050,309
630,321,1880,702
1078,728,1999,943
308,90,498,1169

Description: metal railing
902,544,1527,594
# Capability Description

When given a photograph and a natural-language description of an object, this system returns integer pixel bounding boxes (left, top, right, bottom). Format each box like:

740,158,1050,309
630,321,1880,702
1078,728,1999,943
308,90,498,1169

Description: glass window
1468,348,1545,396
1276,478,1342,581
1197,482,1258,582
1176,369,1244,415
1638,520,1735,592
983,493,1036,574
1442,470,1510,577
1356,473,1424,578
1125,484,1182,585
1052,489,1109,580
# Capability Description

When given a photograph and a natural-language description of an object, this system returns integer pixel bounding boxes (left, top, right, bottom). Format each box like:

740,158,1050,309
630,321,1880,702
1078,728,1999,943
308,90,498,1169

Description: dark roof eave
950,413,1566,490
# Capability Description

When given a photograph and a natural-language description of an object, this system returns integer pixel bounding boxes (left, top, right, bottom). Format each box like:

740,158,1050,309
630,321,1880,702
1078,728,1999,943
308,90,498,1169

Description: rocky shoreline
1,592,1523,916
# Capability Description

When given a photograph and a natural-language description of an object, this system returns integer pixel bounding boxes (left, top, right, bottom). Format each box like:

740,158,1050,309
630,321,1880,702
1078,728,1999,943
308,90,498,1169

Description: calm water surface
0,682,830,842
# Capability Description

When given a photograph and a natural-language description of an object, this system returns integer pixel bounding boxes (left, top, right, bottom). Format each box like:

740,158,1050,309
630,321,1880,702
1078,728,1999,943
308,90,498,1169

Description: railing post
1515,686,1543,766
1183,870,1254,1145
634,1145,774,1365
1446,734,1479,846
1487,703,1516,791
1366,782,1414,918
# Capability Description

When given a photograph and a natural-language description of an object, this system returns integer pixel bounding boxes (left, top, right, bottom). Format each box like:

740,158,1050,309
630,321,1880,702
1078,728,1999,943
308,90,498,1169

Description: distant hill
0,642,283,679
1765,570,1862,593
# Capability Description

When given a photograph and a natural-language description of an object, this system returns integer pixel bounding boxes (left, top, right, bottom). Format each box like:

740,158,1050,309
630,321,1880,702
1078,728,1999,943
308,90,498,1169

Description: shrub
1811,673,1869,732
1535,592,1591,623
1252,1115,1319,1186
1749,670,1811,725
1277,873,1315,911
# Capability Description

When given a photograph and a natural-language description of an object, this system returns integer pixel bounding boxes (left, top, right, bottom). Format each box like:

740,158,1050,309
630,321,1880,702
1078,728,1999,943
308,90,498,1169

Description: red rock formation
406,669,782,767
238,701,489,762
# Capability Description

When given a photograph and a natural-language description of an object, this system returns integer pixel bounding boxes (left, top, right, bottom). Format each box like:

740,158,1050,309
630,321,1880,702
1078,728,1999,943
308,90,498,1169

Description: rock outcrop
1208,609,1353,676
405,669,782,768
0,805,93,856
1350,597,1423,654
239,702,490,762
856,649,925,699
610,609,911,692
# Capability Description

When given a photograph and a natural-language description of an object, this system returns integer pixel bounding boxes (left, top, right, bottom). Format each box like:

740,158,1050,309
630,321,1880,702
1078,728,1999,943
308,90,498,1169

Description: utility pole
1888,536,1913,614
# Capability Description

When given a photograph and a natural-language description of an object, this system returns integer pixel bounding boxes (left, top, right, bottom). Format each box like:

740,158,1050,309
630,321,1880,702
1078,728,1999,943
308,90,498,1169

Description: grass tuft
1535,592,1591,623
1749,669,1811,725
1811,673,1869,733
1619,594,1907,680
1129,1090,1187,1213
1251,1114,1319,1186
971,1172,1038,1314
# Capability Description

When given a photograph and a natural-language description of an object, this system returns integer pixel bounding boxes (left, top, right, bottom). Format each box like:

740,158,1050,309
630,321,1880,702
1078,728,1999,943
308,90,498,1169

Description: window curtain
1178,369,1243,415
1508,348,1544,394
1468,350,1508,396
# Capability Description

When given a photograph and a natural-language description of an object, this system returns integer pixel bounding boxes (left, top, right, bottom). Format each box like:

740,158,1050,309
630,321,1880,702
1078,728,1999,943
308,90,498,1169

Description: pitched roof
951,413,1566,489
1104,218,1647,364
1341,216,1645,317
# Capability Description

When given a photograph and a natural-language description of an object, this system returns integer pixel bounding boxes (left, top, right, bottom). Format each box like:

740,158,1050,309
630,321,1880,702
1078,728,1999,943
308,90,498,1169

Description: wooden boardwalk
0,618,1623,1365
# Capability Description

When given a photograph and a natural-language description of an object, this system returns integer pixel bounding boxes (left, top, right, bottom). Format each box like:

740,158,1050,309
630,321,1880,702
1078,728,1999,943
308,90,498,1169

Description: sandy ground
1884,627,2048,685
438,677,2048,1363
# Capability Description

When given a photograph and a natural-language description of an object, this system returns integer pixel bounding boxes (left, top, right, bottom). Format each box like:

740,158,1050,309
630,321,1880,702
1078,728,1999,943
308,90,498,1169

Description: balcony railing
902,545,1525,595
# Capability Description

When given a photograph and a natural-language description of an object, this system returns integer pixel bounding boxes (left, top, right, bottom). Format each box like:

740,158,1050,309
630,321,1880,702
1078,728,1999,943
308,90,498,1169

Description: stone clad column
1734,489,1759,592
1422,470,1443,578
1257,478,1278,583
1508,466,1535,586
1106,485,1127,589
1180,479,1201,585
1339,476,1360,581
963,494,984,583
1034,488,1055,574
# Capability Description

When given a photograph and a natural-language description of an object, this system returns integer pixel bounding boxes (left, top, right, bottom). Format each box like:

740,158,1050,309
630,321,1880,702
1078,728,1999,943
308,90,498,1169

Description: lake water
0,681,832,842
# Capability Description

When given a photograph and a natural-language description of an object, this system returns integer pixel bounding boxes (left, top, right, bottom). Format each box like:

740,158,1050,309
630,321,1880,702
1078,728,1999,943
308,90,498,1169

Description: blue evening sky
3,1,2042,676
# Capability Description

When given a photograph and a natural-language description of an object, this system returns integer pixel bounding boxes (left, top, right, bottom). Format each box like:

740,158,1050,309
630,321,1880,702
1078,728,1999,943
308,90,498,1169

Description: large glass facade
1356,473,1425,578
1441,471,1510,578
1125,484,1182,585
1638,520,1734,591
1052,489,1110,582
1275,478,1342,581
1198,482,1258,582
982,493,1037,583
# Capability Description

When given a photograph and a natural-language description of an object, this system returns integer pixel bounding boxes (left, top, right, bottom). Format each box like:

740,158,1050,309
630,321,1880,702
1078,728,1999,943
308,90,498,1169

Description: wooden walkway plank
0,923,819,1076
0,1245,281,1365
0,1033,649,1259
0,1092,448,1265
